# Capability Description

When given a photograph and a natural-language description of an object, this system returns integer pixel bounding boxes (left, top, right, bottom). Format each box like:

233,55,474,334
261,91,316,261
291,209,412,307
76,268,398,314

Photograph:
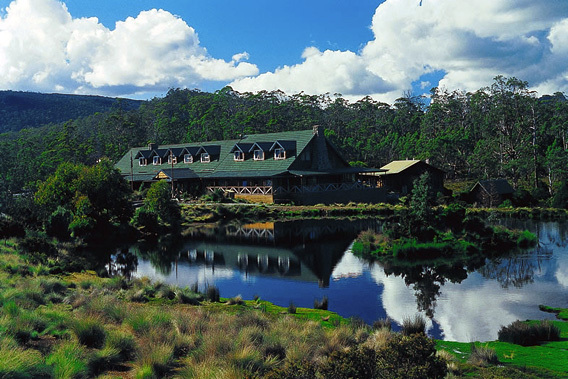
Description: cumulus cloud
232,0,568,102
0,0,258,96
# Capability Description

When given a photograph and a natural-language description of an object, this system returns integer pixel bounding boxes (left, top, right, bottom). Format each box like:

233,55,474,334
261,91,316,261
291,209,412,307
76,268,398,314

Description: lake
108,218,568,342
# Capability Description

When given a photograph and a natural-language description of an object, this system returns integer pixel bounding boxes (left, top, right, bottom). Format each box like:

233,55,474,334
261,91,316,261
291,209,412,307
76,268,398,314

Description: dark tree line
1,76,568,210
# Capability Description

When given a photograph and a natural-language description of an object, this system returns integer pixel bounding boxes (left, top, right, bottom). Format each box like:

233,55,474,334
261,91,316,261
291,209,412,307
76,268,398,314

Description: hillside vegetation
0,90,142,133
2,76,568,210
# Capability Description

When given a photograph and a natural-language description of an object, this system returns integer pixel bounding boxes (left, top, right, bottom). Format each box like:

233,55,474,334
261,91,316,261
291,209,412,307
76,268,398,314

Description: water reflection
108,219,568,342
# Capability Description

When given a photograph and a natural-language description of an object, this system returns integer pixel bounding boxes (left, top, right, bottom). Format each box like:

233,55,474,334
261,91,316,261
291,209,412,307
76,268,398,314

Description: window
168,155,177,164
153,156,161,165
184,154,193,164
234,151,244,161
253,150,264,161
139,158,147,166
201,153,210,163
274,148,285,160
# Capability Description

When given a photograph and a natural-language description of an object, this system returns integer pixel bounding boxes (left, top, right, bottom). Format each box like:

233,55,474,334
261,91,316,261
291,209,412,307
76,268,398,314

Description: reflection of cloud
331,249,365,280
134,260,235,288
555,255,568,287
371,263,560,341
370,265,433,332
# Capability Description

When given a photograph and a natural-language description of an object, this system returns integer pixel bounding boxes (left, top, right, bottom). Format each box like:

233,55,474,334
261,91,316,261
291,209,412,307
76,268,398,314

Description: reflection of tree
381,259,480,319
107,248,138,280
136,235,185,275
479,245,552,288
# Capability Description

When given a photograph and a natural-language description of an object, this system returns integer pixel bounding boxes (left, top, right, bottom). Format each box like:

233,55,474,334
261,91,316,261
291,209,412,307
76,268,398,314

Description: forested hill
2,77,568,207
0,91,143,133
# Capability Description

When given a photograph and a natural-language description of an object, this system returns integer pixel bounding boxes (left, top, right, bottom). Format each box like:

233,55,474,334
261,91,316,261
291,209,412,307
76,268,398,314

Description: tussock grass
46,340,88,379
70,316,106,348
0,341,50,378
468,343,499,367
401,314,426,336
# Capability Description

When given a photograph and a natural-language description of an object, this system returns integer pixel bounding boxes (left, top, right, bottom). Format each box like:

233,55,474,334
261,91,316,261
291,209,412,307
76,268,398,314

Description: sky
1,0,568,103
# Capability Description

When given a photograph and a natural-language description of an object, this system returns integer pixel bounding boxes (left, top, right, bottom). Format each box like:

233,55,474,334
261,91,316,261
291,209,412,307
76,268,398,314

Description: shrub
498,320,561,346
375,333,447,379
314,296,328,310
205,285,220,302
320,346,378,379
45,206,73,240
287,301,297,314
401,314,426,336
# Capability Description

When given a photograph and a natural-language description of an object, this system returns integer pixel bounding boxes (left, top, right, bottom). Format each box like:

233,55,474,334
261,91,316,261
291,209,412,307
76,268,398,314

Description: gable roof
379,160,443,175
472,179,514,195
115,129,324,180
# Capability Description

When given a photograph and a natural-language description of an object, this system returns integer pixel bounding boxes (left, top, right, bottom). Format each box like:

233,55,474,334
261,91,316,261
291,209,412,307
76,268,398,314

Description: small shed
379,160,445,195
469,179,514,207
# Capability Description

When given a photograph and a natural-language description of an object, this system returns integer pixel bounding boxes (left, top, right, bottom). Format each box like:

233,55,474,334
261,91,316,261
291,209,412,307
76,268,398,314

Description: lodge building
115,126,387,204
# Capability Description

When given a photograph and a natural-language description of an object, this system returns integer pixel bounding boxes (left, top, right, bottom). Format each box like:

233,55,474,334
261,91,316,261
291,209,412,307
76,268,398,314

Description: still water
109,219,568,342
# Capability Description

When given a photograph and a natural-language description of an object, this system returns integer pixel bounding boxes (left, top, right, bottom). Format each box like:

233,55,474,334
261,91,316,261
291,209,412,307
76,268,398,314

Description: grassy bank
180,202,568,225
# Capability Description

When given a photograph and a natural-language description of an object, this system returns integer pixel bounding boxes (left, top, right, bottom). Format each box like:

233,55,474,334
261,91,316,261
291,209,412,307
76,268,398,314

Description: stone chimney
313,124,323,137
148,143,158,151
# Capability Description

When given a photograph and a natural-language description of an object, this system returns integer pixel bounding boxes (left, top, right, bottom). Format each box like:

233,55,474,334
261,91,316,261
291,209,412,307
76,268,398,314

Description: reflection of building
115,126,386,204
151,218,382,287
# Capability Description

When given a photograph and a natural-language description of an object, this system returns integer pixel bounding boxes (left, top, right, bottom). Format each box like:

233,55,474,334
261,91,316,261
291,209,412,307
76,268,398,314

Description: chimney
148,143,158,151
313,125,323,137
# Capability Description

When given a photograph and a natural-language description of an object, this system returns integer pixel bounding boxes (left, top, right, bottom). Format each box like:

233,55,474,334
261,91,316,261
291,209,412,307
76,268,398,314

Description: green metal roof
115,129,318,180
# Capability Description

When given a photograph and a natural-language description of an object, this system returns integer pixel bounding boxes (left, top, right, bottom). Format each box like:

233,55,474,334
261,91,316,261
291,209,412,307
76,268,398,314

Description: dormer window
201,153,210,163
254,150,264,161
184,154,193,164
139,158,147,166
168,156,177,164
153,156,161,165
274,148,286,160
234,151,244,161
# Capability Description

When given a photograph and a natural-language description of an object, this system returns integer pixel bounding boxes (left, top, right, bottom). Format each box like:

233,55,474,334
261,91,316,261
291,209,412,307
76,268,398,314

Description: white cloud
0,0,258,96
232,0,568,102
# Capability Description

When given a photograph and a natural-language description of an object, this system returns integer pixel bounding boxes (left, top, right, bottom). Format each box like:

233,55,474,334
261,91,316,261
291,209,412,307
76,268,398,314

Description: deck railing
207,186,273,195
207,182,371,196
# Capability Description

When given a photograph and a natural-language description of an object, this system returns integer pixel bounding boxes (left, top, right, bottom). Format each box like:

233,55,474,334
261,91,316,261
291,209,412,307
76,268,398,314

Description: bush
287,301,297,314
45,206,73,240
498,320,561,346
320,346,377,379
314,296,328,310
375,333,447,379
205,286,220,302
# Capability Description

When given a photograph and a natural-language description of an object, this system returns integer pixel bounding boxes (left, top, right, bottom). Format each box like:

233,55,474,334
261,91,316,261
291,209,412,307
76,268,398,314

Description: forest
1,75,568,211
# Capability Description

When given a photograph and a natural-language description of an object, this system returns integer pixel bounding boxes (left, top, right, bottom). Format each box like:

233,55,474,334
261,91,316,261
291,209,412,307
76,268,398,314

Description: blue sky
1,0,568,103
